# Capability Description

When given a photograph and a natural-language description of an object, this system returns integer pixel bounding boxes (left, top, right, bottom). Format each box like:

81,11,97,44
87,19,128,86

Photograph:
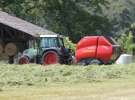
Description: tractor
18,34,73,65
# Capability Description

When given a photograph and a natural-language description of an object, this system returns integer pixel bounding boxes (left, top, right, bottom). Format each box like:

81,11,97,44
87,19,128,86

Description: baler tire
78,59,88,66
42,51,60,65
78,58,103,65
89,59,102,65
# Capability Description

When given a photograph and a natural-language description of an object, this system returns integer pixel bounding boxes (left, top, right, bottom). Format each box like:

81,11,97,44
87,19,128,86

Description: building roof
0,11,56,37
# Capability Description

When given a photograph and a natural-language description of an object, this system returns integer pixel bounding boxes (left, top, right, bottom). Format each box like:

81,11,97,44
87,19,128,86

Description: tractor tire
18,56,29,64
42,51,60,65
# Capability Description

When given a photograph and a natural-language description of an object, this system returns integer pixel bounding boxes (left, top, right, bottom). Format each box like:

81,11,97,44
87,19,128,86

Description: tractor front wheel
18,56,29,64
42,51,60,65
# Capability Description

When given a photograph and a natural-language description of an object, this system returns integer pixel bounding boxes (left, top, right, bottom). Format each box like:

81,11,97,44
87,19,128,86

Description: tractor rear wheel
18,56,29,64
42,51,60,65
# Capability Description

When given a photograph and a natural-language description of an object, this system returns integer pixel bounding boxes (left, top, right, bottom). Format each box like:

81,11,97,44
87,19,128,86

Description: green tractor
18,34,73,65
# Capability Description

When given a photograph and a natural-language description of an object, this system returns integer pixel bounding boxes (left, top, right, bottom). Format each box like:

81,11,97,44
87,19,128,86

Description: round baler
75,36,122,65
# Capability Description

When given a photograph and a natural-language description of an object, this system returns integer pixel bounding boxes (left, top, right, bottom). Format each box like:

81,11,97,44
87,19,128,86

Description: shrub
118,31,135,54
63,37,76,54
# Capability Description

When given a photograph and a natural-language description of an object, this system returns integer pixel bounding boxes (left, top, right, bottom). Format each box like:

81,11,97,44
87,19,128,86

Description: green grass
0,63,135,100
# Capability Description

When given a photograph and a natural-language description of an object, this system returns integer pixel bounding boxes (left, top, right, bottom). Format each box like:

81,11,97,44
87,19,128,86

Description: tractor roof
39,34,63,38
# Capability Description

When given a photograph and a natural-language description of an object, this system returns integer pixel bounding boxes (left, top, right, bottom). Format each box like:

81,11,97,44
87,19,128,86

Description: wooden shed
0,11,55,61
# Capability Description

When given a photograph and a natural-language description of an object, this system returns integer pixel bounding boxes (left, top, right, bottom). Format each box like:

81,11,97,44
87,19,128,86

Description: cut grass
0,63,135,100
0,63,135,87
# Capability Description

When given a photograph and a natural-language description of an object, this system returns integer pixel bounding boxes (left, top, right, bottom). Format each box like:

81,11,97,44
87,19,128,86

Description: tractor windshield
39,36,65,48
40,37,58,48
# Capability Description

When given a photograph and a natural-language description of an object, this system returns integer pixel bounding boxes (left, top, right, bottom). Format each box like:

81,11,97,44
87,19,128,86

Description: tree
41,0,110,42
3,0,135,42
102,0,135,36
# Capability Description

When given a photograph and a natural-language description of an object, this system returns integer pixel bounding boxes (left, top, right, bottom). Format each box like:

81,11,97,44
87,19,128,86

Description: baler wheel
18,56,29,64
42,51,59,65
89,59,102,65
78,59,87,65
78,58,103,65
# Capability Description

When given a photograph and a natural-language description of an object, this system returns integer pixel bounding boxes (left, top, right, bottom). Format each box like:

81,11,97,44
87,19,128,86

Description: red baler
75,36,121,65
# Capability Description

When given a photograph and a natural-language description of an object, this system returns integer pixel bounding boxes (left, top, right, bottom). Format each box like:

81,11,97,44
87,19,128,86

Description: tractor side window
58,38,64,47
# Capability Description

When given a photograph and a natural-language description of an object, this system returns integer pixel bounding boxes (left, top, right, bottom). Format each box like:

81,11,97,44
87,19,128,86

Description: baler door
112,45,121,61
106,37,122,62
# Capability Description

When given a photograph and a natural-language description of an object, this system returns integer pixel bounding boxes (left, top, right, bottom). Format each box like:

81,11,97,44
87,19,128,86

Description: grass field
0,63,135,100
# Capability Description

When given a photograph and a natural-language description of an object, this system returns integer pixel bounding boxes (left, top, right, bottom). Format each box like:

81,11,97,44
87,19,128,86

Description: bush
118,31,135,54
63,37,76,54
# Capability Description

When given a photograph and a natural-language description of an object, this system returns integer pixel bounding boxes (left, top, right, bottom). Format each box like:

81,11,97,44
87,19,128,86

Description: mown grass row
0,63,135,87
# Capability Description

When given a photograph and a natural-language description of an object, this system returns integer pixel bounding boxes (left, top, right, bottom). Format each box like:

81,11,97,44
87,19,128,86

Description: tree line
1,0,135,43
